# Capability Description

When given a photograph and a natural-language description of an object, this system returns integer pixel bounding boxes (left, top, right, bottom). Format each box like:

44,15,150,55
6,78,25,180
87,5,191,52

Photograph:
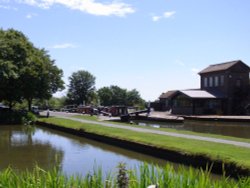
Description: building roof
199,60,249,74
180,89,225,99
159,90,178,99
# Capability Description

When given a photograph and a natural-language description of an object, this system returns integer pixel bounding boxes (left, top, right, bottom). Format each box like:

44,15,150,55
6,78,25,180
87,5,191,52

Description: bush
22,112,37,125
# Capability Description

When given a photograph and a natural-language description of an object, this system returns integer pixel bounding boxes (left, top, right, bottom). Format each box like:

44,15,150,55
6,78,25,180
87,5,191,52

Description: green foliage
0,163,249,188
0,29,28,108
126,89,145,107
67,70,96,105
0,28,64,110
97,86,113,106
22,112,37,125
97,85,145,107
33,97,67,110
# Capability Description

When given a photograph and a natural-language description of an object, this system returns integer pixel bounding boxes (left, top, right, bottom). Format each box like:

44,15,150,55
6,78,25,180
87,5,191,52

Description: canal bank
183,115,250,122
37,118,250,179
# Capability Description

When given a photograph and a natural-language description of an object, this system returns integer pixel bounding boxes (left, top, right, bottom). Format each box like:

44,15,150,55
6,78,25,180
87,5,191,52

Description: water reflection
0,125,168,176
133,120,250,139
0,125,63,171
37,126,168,176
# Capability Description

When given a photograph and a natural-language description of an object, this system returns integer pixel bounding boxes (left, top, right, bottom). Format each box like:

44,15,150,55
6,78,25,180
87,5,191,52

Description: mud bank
36,121,250,179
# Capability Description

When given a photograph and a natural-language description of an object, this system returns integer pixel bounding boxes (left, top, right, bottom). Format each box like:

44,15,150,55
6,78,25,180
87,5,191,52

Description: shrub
22,112,37,125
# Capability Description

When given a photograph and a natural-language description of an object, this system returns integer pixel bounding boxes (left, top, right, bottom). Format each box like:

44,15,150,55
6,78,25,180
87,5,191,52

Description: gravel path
44,111,250,149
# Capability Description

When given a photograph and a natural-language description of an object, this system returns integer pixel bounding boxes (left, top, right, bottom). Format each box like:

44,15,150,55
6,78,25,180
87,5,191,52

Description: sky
1,0,250,101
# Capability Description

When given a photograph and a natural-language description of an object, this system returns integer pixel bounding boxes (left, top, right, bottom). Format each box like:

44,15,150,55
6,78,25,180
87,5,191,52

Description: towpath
42,111,250,149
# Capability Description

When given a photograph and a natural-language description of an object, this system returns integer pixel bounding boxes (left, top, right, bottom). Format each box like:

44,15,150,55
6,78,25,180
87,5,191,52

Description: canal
0,125,169,176
132,120,250,139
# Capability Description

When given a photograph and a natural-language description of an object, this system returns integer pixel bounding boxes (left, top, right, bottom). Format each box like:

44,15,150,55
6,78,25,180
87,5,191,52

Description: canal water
0,125,168,176
133,120,250,139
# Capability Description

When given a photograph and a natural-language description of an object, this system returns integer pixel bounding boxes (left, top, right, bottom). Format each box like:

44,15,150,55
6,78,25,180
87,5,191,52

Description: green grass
38,117,250,169
73,114,99,121
72,115,250,144
0,163,249,188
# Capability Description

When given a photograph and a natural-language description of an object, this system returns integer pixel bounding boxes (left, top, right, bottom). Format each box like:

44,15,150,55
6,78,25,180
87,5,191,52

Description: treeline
65,70,145,108
0,29,146,112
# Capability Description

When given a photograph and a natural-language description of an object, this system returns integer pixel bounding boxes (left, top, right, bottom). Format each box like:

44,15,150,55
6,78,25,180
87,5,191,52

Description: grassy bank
0,163,250,188
73,115,250,144
38,117,250,171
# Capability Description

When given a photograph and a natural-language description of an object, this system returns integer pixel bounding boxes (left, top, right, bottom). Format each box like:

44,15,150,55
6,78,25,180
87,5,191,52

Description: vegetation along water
1,123,250,187
1,163,250,188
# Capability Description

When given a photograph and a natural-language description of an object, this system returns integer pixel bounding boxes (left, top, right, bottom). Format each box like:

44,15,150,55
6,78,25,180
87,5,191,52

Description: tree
0,29,30,109
97,85,145,107
109,86,127,105
33,97,67,110
67,70,96,105
0,29,64,110
98,85,127,106
21,48,64,110
97,87,113,106
0,59,21,109
126,89,145,107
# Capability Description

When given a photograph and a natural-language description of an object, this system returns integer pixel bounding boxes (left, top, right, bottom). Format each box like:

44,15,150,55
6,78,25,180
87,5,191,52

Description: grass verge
38,117,250,171
73,115,250,144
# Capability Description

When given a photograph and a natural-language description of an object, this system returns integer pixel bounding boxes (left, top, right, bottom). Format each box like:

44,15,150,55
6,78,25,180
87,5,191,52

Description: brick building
159,60,250,115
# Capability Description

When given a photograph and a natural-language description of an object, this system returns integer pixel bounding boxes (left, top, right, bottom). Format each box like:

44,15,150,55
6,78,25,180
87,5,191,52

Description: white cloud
152,10,176,22
152,16,161,22
17,0,135,17
163,11,176,18
51,43,78,49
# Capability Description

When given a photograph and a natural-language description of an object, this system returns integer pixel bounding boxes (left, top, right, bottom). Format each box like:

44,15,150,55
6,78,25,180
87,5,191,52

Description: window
209,77,213,87
220,75,224,86
204,77,208,87
215,76,219,87
236,79,242,87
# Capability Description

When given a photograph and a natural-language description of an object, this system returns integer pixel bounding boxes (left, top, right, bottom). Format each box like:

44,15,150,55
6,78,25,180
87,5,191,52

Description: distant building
159,90,177,111
158,60,250,115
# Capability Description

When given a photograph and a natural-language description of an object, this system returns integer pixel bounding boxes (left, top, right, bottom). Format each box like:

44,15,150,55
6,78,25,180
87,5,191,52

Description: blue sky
1,0,250,101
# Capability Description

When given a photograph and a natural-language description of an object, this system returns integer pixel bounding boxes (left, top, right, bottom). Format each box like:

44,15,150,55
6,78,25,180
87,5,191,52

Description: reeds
0,163,249,188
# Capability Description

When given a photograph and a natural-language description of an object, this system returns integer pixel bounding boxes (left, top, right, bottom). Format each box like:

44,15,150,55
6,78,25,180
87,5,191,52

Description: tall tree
0,29,64,110
67,70,96,105
0,29,30,109
21,48,64,110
